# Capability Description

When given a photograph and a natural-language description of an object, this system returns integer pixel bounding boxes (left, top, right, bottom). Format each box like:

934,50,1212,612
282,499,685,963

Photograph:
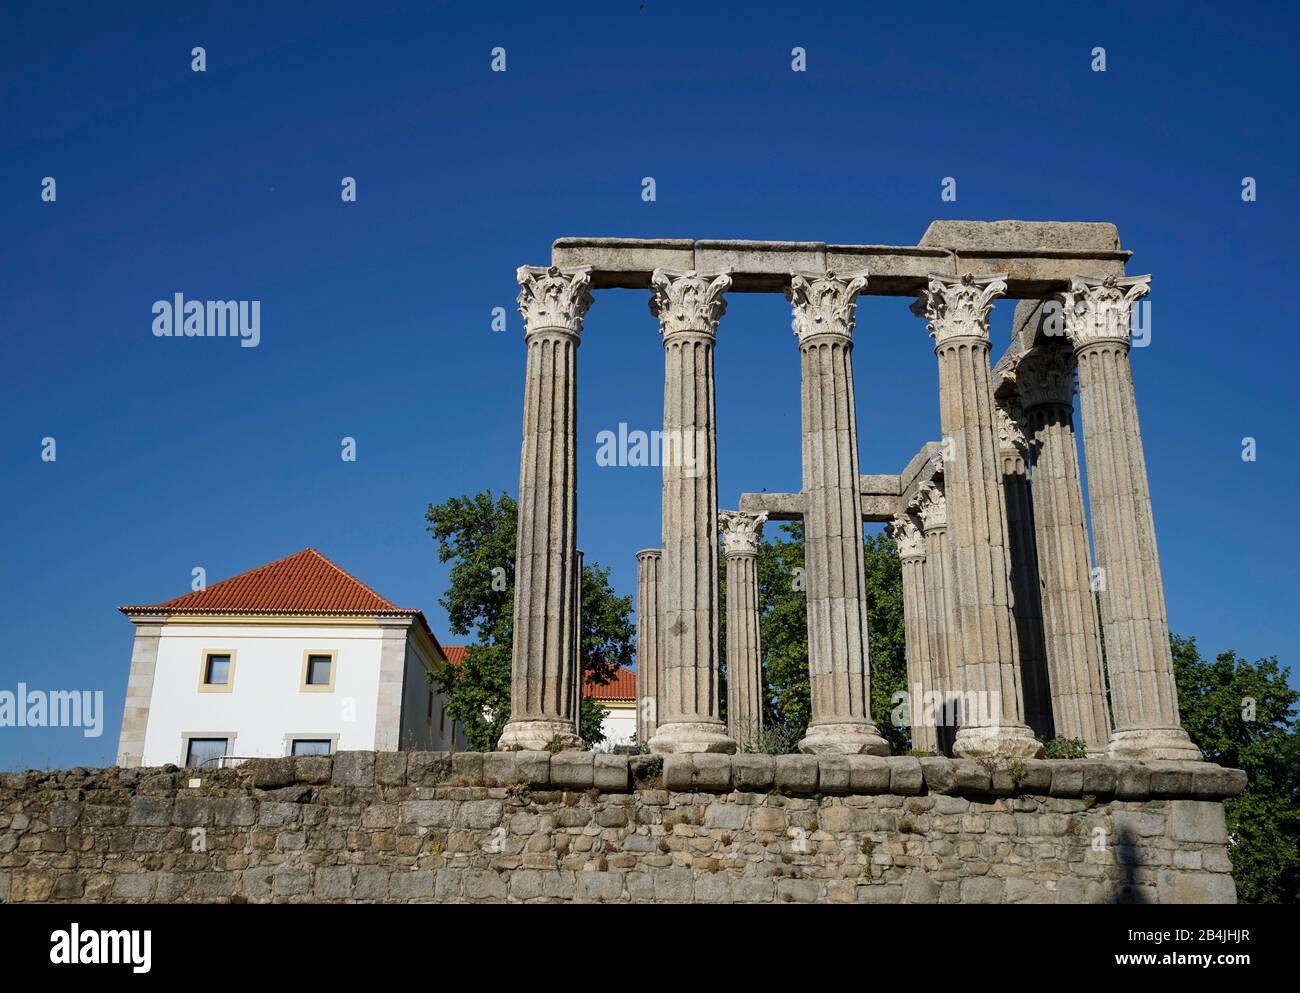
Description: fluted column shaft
789,271,888,755
1016,343,1111,751
997,400,1054,741
916,482,959,754
720,511,767,749
1064,275,1199,761
635,548,662,746
648,270,735,754
500,266,593,751
889,514,937,753
921,273,1039,758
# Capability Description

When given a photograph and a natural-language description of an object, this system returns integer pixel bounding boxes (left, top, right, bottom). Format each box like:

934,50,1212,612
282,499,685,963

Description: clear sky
2,1,1297,770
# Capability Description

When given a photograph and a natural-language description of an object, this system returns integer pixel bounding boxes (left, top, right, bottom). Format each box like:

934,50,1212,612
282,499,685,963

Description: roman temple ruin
497,220,1202,764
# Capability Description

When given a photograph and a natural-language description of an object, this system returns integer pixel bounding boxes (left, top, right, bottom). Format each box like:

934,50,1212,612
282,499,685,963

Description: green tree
1172,634,1299,904
424,490,631,751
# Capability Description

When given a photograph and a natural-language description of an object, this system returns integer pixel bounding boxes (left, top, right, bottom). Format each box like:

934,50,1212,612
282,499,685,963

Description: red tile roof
584,667,636,701
442,650,637,701
120,548,442,651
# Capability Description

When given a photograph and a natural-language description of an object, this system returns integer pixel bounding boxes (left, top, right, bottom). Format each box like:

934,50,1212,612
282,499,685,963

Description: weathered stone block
390,870,436,900
774,755,818,794
887,757,924,795
293,755,332,784
817,755,851,793
407,752,452,786
550,752,594,790
731,754,774,792
252,757,295,789
847,755,891,793
516,751,551,788
692,754,733,791
331,751,376,787
952,761,991,794
1170,800,1228,844
127,797,173,826
1049,764,1084,797
1156,869,1236,904
593,754,630,791
482,752,521,788
450,752,484,786
703,802,748,830
919,758,955,794
375,752,408,786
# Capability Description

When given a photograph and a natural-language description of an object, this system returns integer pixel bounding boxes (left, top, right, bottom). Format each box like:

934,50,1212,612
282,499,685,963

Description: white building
116,548,465,768
585,667,637,752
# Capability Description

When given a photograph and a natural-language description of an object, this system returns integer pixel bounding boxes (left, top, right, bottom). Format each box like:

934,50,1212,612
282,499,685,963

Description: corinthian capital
787,270,869,342
994,396,1028,457
918,272,1007,346
517,265,594,335
886,513,925,559
1061,274,1151,349
1014,342,1075,410
718,510,767,555
649,269,732,337
914,482,948,531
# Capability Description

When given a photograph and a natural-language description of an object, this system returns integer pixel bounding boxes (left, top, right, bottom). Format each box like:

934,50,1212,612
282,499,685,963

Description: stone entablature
0,753,1242,905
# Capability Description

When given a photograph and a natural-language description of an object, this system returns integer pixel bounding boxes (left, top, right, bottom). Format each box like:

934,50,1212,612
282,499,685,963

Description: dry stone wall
0,752,1243,904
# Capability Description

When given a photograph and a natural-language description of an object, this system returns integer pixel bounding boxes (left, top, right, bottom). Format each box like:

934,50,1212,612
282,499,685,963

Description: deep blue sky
2,1,1297,769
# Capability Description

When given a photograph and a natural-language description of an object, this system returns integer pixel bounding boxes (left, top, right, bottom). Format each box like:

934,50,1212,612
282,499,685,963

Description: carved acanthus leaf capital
1013,343,1076,409
787,269,869,342
886,513,925,559
914,482,948,531
1061,274,1150,349
517,265,594,335
917,272,1007,346
649,269,732,337
719,510,768,555
995,396,1028,457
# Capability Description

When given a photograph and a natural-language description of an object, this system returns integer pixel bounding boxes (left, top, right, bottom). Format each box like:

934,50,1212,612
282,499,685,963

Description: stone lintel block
1012,760,1054,794
731,754,775,792
374,752,408,787
694,239,827,289
550,752,595,790
250,757,295,789
738,491,804,521
449,752,484,787
847,755,891,793
330,751,376,788
293,756,332,785
1049,763,1085,797
691,754,734,792
919,758,956,794
817,755,851,793
593,754,630,791
918,219,1122,253
774,755,819,794
860,495,902,523
887,757,924,795
516,751,552,789
551,237,695,287
859,474,901,497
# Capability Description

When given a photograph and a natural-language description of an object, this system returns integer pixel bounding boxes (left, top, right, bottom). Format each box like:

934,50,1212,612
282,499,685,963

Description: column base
952,724,1043,759
496,719,583,753
1108,727,1202,762
797,722,891,756
649,721,737,755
